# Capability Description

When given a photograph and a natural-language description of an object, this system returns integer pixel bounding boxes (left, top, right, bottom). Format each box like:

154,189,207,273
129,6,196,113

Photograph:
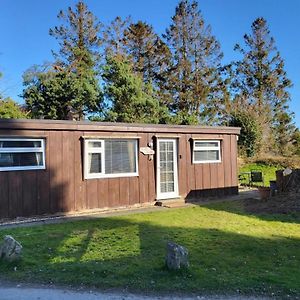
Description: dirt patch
243,192,300,214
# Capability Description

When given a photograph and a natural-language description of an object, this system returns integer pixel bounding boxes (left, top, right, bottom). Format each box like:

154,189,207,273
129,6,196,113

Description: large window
193,140,221,163
0,138,46,171
84,139,138,179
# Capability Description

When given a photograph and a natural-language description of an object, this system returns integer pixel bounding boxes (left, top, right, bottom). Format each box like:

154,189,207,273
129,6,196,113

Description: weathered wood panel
74,132,85,211
178,134,187,197
62,131,75,212
86,179,98,209
202,164,211,192
0,121,240,219
138,133,148,203
129,176,139,205
36,131,50,215
48,131,63,213
8,172,22,218
210,163,218,189
186,135,196,194
109,178,120,207
230,135,238,187
97,178,108,208
22,171,37,216
223,135,232,188
217,147,225,190
0,173,9,218
119,177,130,206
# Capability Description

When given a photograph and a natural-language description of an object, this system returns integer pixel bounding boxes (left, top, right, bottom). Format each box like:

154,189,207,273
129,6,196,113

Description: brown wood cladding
0,121,239,219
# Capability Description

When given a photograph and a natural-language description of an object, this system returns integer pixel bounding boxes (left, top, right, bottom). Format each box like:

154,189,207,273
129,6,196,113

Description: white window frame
0,138,46,171
192,140,221,164
84,139,139,179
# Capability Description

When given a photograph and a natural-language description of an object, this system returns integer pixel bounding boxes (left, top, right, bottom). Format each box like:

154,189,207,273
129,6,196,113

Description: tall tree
103,16,131,59
163,0,224,125
102,57,166,124
272,111,296,156
24,1,103,120
24,64,103,120
231,17,293,154
123,21,171,85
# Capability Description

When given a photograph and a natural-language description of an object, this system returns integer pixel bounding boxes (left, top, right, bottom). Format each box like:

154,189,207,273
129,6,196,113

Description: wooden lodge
0,119,240,219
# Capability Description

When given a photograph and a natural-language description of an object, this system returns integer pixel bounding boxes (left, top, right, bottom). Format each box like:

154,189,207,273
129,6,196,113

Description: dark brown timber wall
0,120,240,219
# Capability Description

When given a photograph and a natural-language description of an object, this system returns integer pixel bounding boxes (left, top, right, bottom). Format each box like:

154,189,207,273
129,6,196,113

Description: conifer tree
163,0,224,125
103,16,131,59
24,1,103,120
232,17,294,154
102,57,165,124
123,21,171,85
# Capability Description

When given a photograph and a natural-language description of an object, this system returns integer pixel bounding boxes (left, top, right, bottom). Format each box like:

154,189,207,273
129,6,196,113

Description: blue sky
0,0,299,126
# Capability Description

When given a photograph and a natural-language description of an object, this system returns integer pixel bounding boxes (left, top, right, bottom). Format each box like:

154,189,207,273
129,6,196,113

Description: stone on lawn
0,235,23,262
165,241,189,270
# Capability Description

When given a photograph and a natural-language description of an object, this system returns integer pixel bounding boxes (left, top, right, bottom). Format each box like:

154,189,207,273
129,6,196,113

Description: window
0,138,46,171
193,140,221,163
84,139,138,179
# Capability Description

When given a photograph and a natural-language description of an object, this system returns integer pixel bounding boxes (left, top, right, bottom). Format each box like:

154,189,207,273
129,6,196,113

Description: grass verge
0,202,299,297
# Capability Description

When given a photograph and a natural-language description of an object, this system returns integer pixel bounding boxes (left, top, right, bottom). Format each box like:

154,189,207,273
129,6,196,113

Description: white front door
156,139,179,200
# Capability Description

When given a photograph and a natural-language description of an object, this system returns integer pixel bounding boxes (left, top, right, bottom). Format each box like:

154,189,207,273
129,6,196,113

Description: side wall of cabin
0,127,238,219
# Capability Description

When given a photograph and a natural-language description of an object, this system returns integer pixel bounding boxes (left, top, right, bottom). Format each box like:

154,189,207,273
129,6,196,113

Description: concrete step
155,198,186,208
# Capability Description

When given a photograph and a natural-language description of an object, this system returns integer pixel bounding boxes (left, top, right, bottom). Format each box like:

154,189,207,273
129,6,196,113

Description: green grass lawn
239,162,281,187
0,202,299,297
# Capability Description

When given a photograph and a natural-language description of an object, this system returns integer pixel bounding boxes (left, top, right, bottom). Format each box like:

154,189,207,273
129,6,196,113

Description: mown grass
239,162,281,186
0,202,299,297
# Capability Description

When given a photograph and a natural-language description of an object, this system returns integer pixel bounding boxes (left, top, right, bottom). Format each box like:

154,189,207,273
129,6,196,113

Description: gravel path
0,284,270,300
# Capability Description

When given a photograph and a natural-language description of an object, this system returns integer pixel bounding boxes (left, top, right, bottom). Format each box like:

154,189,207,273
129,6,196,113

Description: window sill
85,172,139,180
0,165,46,172
193,160,222,164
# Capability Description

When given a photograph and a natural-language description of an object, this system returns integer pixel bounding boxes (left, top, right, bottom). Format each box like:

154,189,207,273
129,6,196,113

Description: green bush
0,98,28,119
229,110,261,157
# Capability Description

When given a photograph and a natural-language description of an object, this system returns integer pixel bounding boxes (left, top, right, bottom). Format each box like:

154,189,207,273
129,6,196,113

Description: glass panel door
157,139,179,199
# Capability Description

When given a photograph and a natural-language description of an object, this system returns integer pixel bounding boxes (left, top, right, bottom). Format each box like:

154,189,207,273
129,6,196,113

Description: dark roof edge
0,119,241,135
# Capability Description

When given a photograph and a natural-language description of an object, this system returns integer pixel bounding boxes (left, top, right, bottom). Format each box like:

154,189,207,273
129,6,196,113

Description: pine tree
23,64,103,120
272,111,297,156
24,1,103,120
123,21,171,85
163,0,224,125
102,57,165,123
232,17,293,154
103,16,131,59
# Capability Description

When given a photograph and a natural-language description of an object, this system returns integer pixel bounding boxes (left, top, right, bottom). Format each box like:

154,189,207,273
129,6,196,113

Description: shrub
229,110,261,157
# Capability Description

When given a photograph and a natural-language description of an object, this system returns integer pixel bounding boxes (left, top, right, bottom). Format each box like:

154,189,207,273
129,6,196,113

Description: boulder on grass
165,241,189,270
0,235,22,262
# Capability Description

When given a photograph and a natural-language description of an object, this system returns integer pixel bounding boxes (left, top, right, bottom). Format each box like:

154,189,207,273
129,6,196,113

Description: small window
193,140,221,163
84,139,138,179
0,138,46,171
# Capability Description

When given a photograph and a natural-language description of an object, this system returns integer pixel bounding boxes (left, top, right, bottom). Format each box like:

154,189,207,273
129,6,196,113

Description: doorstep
155,197,188,208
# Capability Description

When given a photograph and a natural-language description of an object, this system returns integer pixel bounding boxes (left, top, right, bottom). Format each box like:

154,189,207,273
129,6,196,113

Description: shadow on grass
199,198,300,224
0,215,299,297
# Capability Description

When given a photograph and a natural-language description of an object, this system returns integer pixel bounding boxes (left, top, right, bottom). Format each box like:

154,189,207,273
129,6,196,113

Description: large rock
165,241,189,270
0,235,23,262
